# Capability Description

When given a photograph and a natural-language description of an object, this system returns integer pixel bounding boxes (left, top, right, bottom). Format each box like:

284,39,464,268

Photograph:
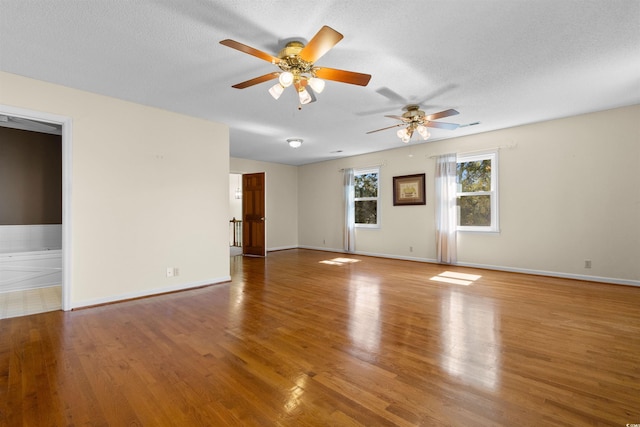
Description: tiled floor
0,286,61,319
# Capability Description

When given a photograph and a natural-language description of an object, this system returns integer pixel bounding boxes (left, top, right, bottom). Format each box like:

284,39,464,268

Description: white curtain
435,154,457,264
343,168,355,253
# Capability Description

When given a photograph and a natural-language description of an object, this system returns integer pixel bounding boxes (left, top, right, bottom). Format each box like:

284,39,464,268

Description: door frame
0,104,73,311
242,171,267,257
229,170,269,257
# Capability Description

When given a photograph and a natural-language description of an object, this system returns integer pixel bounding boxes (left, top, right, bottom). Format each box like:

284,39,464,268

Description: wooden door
242,172,266,256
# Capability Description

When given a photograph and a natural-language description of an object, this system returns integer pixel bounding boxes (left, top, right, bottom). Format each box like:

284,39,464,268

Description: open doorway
229,172,266,257
0,105,71,317
241,172,266,257
229,173,242,257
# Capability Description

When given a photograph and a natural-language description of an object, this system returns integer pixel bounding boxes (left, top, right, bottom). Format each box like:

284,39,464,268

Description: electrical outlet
409,246,413,252
584,260,592,269
174,268,179,276
166,267,174,277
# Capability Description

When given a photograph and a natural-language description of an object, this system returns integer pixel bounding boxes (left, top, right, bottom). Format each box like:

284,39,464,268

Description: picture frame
393,173,426,206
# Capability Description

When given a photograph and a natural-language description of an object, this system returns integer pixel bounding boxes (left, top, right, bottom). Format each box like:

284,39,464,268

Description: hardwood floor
1,249,639,426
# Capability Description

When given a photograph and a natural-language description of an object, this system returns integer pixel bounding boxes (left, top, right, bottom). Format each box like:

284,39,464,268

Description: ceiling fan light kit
268,83,285,100
278,71,294,87
416,125,430,139
396,123,431,143
308,77,325,93
368,105,461,143
297,87,313,105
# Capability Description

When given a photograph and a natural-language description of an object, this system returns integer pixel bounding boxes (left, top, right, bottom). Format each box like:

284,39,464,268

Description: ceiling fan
220,26,371,106
367,105,460,143
356,85,456,116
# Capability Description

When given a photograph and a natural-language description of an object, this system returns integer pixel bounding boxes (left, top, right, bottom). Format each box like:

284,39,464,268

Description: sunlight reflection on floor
430,271,482,286
441,290,500,390
319,258,361,266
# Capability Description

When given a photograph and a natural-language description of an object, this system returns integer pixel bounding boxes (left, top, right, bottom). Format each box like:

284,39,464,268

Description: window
354,167,379,227
456,151,499,232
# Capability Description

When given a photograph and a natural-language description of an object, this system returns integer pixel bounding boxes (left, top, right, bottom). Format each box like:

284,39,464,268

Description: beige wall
230,157,298,251
3,71,635,297
1,71,230,307
298,105,640,285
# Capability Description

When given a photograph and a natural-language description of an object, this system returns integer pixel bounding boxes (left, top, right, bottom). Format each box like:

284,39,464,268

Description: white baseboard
297,245,346,253
70,275,231,310
69,248,639,310
296,246,639,287
267,245,299,252
455,262,640,287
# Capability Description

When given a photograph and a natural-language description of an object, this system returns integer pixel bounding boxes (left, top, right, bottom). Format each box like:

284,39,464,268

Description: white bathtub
0,249,62,293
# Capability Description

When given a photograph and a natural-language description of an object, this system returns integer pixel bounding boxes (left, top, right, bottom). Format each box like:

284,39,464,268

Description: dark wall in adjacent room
0,126,62,224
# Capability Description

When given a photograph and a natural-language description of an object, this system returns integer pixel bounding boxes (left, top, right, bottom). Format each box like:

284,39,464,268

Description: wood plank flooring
1,249,639,426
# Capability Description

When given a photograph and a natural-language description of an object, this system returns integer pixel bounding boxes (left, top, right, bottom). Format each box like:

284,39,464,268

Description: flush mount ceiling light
367,105,461,143
287,138,303,148
220,26,371,108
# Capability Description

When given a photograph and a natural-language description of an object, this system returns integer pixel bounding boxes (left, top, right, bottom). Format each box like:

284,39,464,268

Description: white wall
229,173,243,221
228,173,242,246
0,225,62,253
298,105,640,285
0,71,230,307
230,157,298,251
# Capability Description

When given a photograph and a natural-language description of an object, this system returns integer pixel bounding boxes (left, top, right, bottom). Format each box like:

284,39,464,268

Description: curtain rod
427,143,517,159
338,161,387,172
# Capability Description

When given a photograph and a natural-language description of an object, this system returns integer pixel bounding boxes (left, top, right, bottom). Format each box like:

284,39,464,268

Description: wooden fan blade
314,67,371,86
366,123,404,134
231,72,279,89
384,115,408,121
298,26,343,63
425,108,459,121
220,39,281,64
424,121,460,130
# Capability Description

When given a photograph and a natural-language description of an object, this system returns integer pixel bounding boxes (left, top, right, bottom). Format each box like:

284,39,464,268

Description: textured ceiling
1,0,639,165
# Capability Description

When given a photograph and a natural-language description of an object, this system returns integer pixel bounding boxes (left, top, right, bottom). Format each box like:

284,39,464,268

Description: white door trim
0,104,73,311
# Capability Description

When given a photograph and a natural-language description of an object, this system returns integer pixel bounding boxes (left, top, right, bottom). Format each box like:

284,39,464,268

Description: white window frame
456,151,499,233
354,167,380,228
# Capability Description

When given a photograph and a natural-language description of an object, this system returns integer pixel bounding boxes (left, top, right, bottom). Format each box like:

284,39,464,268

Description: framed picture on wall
393,173,426,206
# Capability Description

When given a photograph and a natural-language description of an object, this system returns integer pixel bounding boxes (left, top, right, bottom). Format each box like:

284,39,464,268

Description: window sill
457,228,500,234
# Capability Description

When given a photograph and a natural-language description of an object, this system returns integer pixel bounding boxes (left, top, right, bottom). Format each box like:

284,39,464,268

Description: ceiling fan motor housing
278,41,304,58
403,105,427,125
277,41,315,77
